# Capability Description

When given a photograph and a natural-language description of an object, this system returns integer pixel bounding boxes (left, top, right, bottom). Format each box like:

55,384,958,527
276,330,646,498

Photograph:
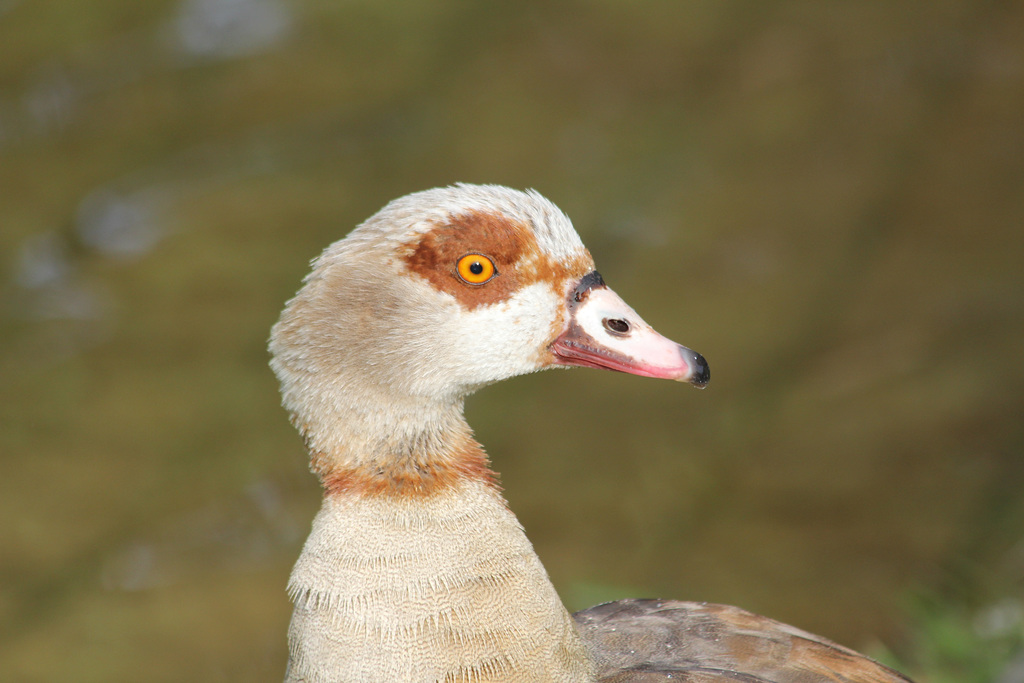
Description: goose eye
456,254,496,285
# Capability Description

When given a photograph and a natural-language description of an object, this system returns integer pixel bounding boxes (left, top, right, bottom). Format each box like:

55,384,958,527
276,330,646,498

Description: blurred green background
2,1,1022,681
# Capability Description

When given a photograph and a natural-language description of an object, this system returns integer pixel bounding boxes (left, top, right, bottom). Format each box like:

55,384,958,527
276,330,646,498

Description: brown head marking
403,209,593,310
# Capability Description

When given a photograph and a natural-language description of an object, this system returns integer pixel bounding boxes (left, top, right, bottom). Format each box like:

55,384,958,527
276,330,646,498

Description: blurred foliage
895,590,1024,683
1,0,1023,681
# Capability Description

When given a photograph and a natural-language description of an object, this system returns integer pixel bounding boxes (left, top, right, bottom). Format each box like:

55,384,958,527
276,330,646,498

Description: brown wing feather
573,599,913,683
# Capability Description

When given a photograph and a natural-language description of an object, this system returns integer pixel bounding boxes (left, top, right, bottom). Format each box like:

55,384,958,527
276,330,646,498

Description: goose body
269,184,911,682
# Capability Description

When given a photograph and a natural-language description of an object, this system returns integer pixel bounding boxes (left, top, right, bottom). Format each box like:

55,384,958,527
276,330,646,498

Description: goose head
269,184,707,490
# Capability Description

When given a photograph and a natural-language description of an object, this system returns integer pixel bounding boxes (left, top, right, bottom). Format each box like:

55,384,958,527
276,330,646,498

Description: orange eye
456,253,496,285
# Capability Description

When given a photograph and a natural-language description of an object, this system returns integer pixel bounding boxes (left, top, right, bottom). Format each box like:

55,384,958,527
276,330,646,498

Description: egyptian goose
269,184,912,682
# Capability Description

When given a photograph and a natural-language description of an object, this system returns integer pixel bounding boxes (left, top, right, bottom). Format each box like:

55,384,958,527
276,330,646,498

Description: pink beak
549,272,709,388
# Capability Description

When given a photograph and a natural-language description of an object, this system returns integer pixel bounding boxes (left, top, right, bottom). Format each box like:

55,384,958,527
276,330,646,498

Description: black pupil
469,261,484,275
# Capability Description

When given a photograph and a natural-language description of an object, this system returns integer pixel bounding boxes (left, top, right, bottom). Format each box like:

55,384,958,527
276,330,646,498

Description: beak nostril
602,318,630,336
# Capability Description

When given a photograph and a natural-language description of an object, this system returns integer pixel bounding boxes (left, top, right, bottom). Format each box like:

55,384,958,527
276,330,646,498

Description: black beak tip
689,352,710,388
